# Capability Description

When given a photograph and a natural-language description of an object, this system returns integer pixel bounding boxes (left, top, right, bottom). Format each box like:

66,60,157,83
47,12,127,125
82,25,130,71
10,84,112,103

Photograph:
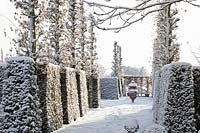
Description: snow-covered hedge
153,65,171,124
153,62,197,132
0,56,41,132
87,76,101,108
76,70,88,117
60,67,80,124
193,66,200,130
0,64,7,103
152,71,161,122
100,77,119,99
92,77,100,108
37,64,63,132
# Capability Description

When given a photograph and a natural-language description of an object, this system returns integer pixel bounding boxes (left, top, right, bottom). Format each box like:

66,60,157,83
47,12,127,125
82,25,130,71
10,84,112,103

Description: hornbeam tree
152,4,180,77
112,41,122,77
87,16,98,77
112,41,119,77
79,2,89,71
46,0,71,66
66,0,78,68
46,0,62,64
10,0,46,60
74,0,89,70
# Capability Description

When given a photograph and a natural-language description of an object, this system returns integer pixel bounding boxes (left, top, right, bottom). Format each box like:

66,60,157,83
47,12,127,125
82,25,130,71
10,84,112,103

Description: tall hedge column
0,56,41,132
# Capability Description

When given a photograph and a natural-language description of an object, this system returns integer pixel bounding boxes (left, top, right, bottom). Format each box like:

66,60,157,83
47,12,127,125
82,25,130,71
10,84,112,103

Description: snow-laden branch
83,0,200,31
84,0,183,11
93,3,172,31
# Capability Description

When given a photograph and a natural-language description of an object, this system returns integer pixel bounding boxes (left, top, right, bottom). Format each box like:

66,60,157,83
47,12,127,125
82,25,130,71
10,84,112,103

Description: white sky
0,0,200,74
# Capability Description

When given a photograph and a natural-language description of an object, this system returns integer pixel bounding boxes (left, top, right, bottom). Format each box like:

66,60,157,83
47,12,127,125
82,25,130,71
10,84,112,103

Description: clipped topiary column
76,70,88,117
60,67,80,124
0,56,41,132
100,77,119,99
193,66,200,131
152,71,161,122
0,64,7,103
91,76,100,108
87,76,101,108
37,63,63,132
154,62,197,132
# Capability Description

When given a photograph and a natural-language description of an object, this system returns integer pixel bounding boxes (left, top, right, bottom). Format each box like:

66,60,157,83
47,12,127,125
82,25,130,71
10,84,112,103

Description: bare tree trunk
29,1,36,59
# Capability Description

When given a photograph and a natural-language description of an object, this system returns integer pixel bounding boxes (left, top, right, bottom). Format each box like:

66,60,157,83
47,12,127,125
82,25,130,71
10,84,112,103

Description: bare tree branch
84,0,183,11
84,0,200,31
186,0,200,7
94,3,172,31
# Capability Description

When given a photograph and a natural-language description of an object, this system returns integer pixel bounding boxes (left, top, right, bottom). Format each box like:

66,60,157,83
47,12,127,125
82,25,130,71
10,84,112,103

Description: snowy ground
54,97,154,133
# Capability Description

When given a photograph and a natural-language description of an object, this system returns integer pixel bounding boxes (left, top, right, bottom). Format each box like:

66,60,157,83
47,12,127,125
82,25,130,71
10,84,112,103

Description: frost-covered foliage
37,63,63,132
46,0,72,66
0,56,41,132
65,0,78,68
73,0,88,70
152,71,161,122
142,124,167,133
193,66,200,130
76,70,88,117
85,17,100,108
100,77,119,99
86,16,98,77
153,62,197,132
152,4,180,79
46,0,63,64
60,67,80,124
124,119,139,133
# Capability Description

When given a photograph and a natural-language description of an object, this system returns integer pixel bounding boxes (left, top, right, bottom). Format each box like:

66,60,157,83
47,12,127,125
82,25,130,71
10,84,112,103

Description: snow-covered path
54,97,153,133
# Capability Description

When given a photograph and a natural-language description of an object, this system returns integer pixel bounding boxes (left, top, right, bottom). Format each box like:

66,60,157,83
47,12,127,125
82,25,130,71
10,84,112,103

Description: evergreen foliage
0,56,41,132
193,67,200,130
153,63,197,132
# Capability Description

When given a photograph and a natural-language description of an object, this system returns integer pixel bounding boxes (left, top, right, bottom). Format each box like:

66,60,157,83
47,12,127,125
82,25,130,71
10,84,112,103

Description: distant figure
127,81,138,103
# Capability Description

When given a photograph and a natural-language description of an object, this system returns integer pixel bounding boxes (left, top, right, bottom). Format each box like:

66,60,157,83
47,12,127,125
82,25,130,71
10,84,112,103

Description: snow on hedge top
160,62,191,72
7,56,34,63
